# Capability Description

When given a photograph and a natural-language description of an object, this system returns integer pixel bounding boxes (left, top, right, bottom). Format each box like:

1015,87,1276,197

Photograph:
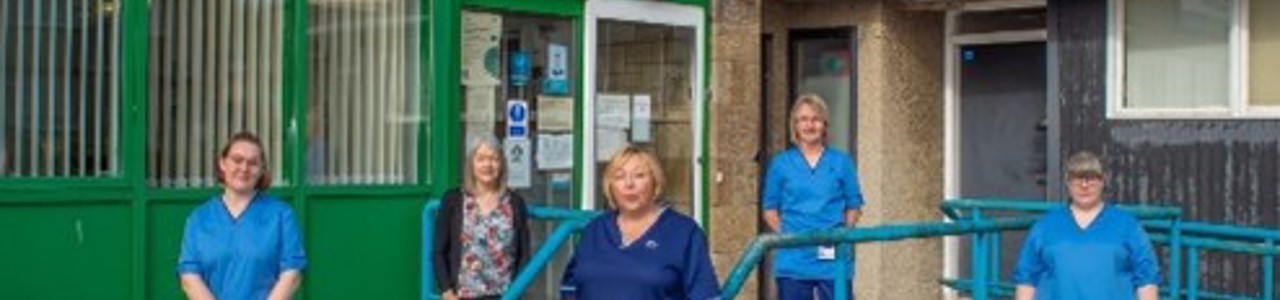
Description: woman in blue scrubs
433,136,531,300
178,132,306,300
762,94,863,300
1013,151,1160,300
560,146,720,300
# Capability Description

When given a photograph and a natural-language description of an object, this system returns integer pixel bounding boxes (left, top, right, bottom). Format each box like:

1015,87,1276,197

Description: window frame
1108,0,1280,119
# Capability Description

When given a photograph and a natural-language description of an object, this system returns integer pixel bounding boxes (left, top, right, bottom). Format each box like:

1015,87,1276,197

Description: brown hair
601,146,665,208
215,131,272,190
1065,151,1105,179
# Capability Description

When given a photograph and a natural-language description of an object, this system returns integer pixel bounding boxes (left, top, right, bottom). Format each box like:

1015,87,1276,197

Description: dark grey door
958,41,1047,282
960,42,1047,200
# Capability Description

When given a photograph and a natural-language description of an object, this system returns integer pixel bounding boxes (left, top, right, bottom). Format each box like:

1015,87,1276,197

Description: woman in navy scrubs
560,146,720,300
1013,151,1160,300
762,94,863,300
178,132,306,300
433,136,531,300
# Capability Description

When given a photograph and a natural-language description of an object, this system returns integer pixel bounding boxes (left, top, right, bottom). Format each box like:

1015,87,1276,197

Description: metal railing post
1265,239,1274,300
971,208,988,300
1171,217,1183,299
836,243,851,300
1187,246,1198,300
421,202,440,300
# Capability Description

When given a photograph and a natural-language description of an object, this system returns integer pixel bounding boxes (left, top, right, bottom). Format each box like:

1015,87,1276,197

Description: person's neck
223,189,256,206
619,205,661,222
473,185,501,199
1071,201,1104,214
799,142,824,155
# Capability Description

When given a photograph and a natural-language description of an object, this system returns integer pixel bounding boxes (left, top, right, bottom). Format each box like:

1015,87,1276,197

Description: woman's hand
442,289,459,300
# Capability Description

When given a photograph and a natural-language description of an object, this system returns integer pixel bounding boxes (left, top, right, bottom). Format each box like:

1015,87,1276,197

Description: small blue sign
506,100,529,140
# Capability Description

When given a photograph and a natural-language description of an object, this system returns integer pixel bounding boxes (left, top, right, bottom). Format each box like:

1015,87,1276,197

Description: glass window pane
2,0,119,178
1250,0,1280,106
148,0,283,188
459,10,576,299
1124,0,1231,109
307,0,423,185
595,20,697,216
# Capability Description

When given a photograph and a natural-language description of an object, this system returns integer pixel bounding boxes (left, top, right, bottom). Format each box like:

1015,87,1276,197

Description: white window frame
1108,0,1280,119
583,0,707,225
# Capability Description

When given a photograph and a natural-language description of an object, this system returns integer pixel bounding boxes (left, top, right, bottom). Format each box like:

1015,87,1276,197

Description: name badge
817,245,836,260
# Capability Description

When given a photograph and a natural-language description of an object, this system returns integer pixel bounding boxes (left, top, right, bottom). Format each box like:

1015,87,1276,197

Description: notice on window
596,94,631,129
506,139,532,188
631,94,652,142
548,43,569,81
595,129,629,162
537,95,574,132
462,11,501,86
536,134,573,170
465,87,496,123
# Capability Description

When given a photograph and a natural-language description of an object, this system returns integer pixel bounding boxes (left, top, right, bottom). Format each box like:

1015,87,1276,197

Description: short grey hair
462,134,508,195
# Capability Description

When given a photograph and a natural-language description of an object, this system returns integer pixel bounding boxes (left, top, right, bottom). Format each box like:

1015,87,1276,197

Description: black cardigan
432,188,531,293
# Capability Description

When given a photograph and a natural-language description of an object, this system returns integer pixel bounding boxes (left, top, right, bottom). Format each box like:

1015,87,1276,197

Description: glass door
584,0,706,222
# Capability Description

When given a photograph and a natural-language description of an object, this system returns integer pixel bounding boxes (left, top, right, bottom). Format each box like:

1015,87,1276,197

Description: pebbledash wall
0,0,738,299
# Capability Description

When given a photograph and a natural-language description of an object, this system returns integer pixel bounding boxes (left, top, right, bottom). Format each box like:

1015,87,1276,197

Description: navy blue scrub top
560,208,720,300
1013,204,1160,300
762,147,863,279
177,194,307,300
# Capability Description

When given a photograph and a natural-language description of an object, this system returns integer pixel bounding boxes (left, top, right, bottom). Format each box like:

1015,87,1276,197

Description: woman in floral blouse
433,135,532,300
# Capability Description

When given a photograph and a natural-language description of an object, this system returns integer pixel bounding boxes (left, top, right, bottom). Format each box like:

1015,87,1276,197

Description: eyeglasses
1068,174,1103,185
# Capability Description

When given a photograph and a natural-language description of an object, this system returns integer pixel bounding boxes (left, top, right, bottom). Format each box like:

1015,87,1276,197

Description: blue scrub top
177,194,307,300
762,147,864,279
560,208,720,300
1013,204,1160,300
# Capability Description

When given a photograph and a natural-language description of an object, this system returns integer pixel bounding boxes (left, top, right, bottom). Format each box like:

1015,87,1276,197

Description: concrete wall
709,0,764,298
753,0,946,299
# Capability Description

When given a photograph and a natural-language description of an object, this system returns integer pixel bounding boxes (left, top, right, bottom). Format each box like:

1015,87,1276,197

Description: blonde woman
560,146,719,300
433,136,531,300
762,94,864,299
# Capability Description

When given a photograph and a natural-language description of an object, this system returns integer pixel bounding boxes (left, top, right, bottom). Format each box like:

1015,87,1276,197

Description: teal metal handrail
719,199,1184,300
942,199,1280,300
718,216,1041,299
420,199,600,300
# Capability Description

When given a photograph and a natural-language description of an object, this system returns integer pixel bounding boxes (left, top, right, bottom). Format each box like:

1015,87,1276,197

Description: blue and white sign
507,100,529,140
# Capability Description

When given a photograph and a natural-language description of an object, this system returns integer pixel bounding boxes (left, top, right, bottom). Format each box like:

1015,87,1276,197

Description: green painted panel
303,196,427,300
464,0,582,16
145,201,202,300
0,203,133,299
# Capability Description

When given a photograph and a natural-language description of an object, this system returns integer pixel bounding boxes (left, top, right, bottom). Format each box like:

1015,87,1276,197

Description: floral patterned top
457,193,516,298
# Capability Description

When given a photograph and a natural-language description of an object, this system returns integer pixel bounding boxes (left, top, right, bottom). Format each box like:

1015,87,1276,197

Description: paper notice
631,94,652,142
462,11,502,86
596,94,631,129
537,95,574,132
535,134,573,170
506,139,532,188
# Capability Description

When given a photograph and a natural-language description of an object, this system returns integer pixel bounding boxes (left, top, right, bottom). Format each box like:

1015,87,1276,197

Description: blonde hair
789,93,830,144
602,146,665,208
1065,151,1105,179
462,135,508,195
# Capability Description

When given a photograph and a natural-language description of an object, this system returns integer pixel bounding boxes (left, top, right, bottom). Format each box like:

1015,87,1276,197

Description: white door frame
942,1,1046,299
583,0,707,225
